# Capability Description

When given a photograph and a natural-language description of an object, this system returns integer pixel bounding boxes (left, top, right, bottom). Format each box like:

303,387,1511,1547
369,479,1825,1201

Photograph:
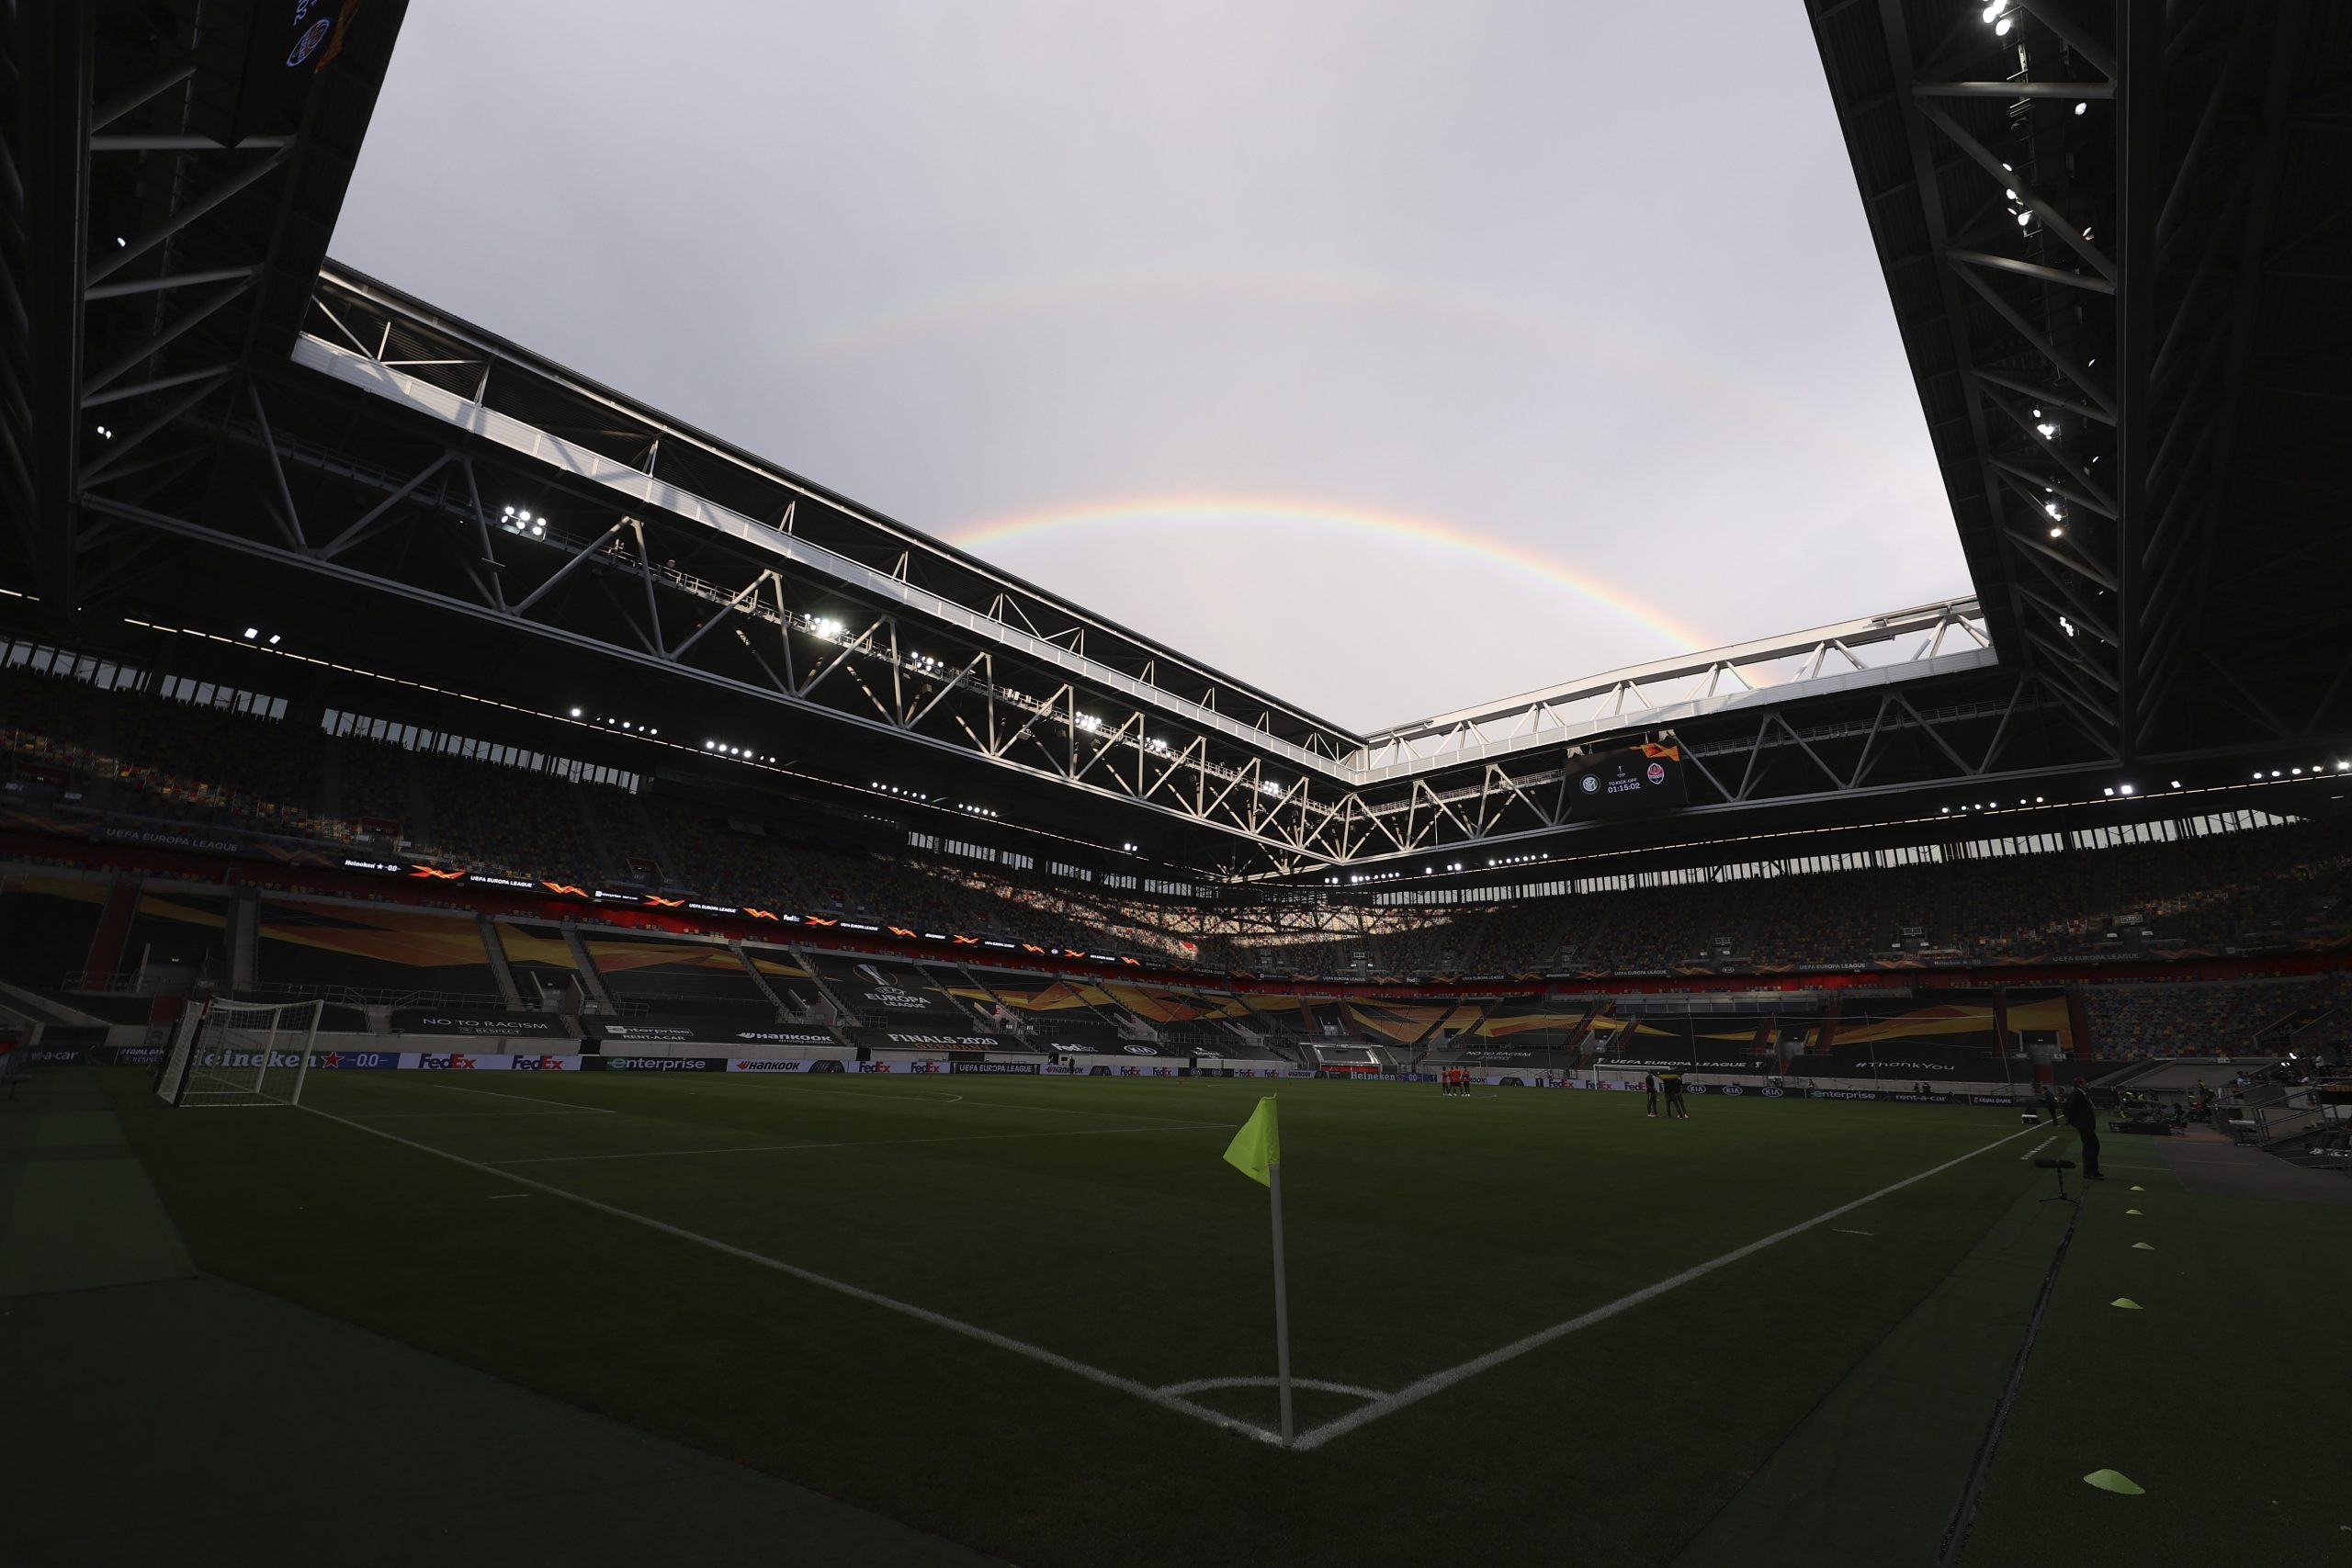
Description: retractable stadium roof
6,0,2348,882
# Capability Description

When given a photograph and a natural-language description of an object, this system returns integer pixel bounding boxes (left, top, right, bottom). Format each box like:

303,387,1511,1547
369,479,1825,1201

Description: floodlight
243,626,258,638
1996,17,2012,34
570,706,582,717
2075,101,2088,116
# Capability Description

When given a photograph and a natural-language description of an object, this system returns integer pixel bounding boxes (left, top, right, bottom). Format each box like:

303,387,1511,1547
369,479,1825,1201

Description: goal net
155,998,322,1108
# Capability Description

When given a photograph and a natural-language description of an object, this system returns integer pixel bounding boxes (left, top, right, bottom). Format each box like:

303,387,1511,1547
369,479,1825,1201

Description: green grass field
109,1070,2078,1564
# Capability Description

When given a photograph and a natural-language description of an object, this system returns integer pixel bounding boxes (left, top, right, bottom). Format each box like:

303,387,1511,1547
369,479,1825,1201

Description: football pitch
105,1069,2095,1564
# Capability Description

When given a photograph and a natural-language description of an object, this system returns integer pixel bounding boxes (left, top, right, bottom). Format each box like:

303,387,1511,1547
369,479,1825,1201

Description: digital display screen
1566,742,1689,817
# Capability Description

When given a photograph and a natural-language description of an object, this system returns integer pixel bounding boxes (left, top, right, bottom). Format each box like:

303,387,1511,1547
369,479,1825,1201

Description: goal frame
154,997,324,1108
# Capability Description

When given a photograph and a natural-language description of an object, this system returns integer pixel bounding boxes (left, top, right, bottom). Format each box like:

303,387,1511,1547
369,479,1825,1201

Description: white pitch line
353,1109,616,1120
1830,1229,1877,1237
655,1079,1209,1125
485,1121,1232,1168
1159,1376,1387,1401
300,1105,1278,1445
2019,1135,2059,1159
1288,1122,2047,1452
381,1080,615,1113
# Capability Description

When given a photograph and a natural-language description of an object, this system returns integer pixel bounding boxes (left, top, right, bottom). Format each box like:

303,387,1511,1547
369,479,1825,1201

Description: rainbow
944,496,1712,651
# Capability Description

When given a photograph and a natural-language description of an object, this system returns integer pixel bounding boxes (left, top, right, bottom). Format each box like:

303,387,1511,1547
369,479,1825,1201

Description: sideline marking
1289,1122,2046,1451
2019,1136,2058,1159
300,1106,1279,1445
1831,1228,1877,1237
486,1122,1231,1167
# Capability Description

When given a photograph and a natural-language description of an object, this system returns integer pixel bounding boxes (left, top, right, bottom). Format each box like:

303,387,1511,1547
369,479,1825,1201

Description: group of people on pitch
1643,1070,1690,1119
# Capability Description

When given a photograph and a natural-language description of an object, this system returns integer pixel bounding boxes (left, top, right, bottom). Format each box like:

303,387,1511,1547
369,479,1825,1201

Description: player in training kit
1661,1069,1690,1120
1644,1072,1659,1118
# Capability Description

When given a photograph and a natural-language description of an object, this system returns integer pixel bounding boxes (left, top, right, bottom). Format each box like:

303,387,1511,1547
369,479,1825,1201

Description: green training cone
2131,1185,2145,1190
2125,1208,2144,1215
2110,1298,2143,1310
2083,1469,2144,1495
2132,1241,2155,1250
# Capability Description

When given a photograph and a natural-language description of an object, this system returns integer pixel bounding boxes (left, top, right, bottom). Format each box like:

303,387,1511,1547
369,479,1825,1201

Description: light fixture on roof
2075,101,2088,116
2119,784,2134,795
243,626,258,638
570,707,582,717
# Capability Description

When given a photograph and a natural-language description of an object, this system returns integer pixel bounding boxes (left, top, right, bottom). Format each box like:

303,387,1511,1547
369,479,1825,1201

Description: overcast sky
334,2,1968,732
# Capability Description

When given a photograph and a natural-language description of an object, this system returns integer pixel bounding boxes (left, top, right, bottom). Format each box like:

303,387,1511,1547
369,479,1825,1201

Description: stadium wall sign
582,1021,704,1043
584,1055,725,1072
732,1029,837,1047
390,1010,570,1039
949,1061,1042,1075
726,1057,814,1072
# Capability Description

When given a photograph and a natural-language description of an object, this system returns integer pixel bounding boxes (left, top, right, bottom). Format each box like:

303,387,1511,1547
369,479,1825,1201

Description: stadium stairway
794,949,865,1029
228,887,259,992
560,922,620,1013
479,914,526,1010
81,876,141,982
724,938,794,1021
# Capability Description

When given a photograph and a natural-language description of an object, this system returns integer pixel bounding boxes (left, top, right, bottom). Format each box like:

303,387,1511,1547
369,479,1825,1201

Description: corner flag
1223,1095,1281,1186
1222,1094,1294,1443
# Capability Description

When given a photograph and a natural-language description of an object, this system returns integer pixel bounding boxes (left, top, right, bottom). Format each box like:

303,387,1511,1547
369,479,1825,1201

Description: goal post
154,998,323,1108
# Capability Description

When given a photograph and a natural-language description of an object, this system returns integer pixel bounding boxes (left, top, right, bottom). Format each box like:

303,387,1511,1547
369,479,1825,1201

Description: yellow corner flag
1223,1095,1281,1187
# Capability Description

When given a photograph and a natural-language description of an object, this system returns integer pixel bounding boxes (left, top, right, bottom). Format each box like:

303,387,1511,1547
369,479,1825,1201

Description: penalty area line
297,1105,1277,1446
1290,1121,2048,1452
378,1080,616,1113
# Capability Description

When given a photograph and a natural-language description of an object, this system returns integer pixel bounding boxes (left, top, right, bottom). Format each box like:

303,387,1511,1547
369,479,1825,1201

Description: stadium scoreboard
1566,742,1688,817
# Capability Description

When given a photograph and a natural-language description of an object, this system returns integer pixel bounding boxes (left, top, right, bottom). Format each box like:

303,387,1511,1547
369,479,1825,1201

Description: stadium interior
4,4,2347,1567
